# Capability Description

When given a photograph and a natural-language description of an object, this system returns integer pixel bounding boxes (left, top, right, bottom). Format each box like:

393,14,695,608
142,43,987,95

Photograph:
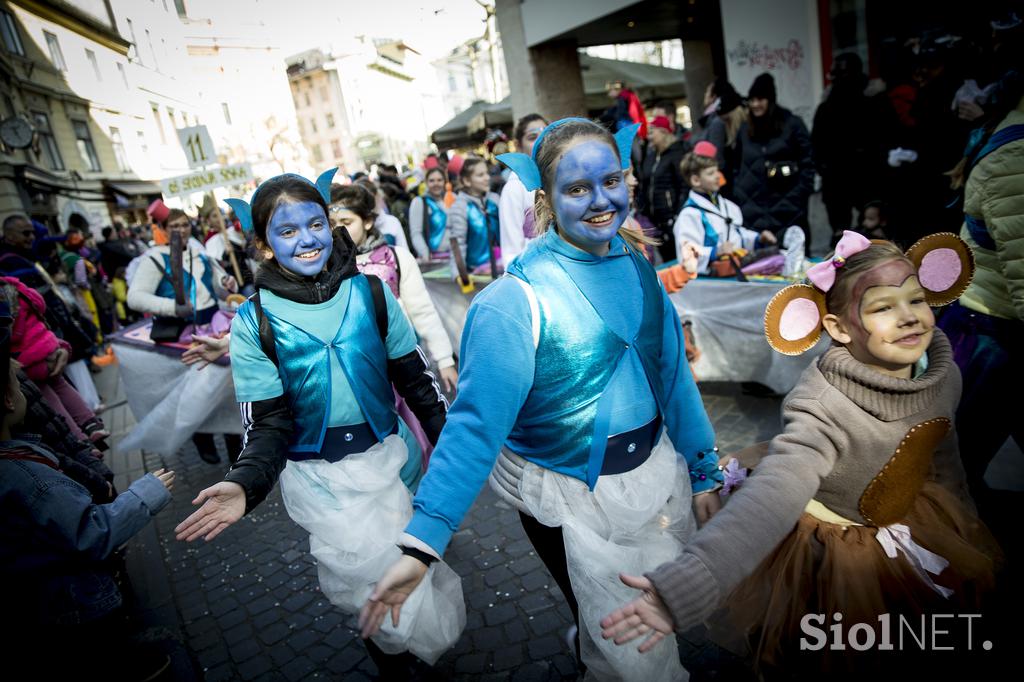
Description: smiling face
328,204,369,246
425,170,446,198
550,138,628,255
265,200,332,277
824,262,935,377
748,97,769,118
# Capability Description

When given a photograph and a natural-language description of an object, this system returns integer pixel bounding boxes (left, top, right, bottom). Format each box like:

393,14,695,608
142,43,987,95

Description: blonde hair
531,119,657,251
720,106,747,148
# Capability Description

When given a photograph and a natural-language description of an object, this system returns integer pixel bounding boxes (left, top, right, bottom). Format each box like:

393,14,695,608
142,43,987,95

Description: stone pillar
495,0,587,123
683,40,716,131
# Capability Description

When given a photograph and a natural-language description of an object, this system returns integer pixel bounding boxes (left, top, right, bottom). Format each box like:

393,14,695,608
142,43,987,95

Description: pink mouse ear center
918,248,961,292
779,297,821,341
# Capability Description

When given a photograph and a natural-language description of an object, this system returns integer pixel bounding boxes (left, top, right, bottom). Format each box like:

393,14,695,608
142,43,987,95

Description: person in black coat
733,74,815,246
638,115,689,261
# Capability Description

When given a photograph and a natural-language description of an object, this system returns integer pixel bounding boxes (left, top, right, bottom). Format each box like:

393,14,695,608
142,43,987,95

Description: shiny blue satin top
465,196,499,269
423,195,448,253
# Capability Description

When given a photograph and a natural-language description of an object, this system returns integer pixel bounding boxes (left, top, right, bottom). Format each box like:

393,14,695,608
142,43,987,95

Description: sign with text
176,125,217,169
161,163,254,198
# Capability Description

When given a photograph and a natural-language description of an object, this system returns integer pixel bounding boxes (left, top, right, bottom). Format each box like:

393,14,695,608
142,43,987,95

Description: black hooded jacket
223,230,448,512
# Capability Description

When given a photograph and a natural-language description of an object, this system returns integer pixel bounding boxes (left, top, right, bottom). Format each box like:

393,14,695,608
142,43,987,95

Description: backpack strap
251,290,279,368
365,274,389,342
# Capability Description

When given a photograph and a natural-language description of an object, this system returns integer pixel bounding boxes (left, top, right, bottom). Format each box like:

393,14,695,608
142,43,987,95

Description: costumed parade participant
407,166,450,262
174,170,464,678
672,141,777,274
448,157,501,276
499,114,548,265
126,208,240,465
602,231,1001,678
361,119,723,682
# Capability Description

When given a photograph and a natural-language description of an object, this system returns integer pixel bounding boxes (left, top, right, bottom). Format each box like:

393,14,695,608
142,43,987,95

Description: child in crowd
175,170,463,678
602,231,1000,677
448,157,501,275
672,141,776,273
407,166,450,261
0,322,175,679
860,200,889,240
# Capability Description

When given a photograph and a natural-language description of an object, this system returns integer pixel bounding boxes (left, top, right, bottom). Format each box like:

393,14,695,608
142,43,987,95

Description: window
311,144,323,163
31,111,64,170
167,106,176,133
221,102,231,125
110,127,130,171
303,92,311,107
145,29,158,70
117,62,129,88
309,117,317,133
326,113,335,128
330,139,341,159
43,31,66,71
126,19,140,65
72,119,101,171
320,86,328,102
1,9,25,56
151,102,166,143
85,49,102,81
174,0,187,17
137,130,148,157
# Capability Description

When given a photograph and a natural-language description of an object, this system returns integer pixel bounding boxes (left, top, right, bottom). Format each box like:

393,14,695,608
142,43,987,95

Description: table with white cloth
109,319,241,456
422,267,826,396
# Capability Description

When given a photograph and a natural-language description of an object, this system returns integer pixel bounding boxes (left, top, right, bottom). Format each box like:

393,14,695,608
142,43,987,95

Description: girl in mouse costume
173,170,465,676
602,231,1001,677
360,119,723,682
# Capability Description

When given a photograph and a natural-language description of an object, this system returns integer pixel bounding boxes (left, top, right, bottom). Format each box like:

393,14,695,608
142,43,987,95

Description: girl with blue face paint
362,119,723,681
175,174,464,675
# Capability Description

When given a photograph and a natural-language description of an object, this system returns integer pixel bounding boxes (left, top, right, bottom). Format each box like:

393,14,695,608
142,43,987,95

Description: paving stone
281,656,316,681
455,652,489,675
230,638,262,663
259,622,291,646
493,643,525,671
326,644,366,673
484,602,518,626
286,628,320,651
237,654,273,680
528,635,563,661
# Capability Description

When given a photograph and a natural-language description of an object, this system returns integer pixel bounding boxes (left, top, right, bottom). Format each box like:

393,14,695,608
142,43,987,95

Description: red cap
423,156,439,170
650,116,673,133
147,199,170,224
447,154,464,176
694,141,718,158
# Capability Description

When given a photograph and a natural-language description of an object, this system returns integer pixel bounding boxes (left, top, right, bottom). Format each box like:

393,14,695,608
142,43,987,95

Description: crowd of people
0,11,1021,681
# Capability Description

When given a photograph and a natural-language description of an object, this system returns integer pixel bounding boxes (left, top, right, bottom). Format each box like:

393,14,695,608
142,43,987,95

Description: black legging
519,511,585,670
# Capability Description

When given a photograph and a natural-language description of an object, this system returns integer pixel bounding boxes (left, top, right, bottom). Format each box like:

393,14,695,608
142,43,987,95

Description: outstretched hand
174,481,246,542
358,555,429,639
600,574,675,652
182,333,230,370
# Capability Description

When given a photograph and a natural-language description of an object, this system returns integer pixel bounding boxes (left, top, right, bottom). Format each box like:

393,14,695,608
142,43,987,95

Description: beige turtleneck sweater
648,329,972,633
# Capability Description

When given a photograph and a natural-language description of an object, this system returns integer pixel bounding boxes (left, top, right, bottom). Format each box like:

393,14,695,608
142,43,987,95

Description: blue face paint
266,201,332,277
551,140,629,255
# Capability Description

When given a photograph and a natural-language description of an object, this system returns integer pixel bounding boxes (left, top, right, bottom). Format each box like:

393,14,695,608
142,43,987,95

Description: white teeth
296,249,321,260
586,212,613,224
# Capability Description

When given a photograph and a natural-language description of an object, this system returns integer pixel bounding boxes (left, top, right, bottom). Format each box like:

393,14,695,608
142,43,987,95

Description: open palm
601,574,675,652
175,481,246,542
358,555,429,639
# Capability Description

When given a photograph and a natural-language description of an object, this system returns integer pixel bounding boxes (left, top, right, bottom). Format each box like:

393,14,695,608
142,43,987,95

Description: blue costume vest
236,275,398,453
465,197,499,269
153,251,216,311
424,196,448,253
505,237,666,489
683,196,722,261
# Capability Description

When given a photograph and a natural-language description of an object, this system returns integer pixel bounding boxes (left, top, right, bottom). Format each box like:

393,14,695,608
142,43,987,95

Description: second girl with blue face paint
361,119,724,680
174,171,465,677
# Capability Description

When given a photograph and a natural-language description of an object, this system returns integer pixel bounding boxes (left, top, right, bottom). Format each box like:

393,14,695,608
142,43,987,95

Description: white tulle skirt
516,433,695,682
278,434,466,664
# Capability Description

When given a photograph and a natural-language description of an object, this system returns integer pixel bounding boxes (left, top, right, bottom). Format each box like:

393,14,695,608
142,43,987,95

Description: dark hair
329,183,377,223
862,200,886,218
164,208,188,226
531,118,654,250
424,167,446,184
250,175,327,246
513,113,546,146
459,157,487,183
2,214,29,232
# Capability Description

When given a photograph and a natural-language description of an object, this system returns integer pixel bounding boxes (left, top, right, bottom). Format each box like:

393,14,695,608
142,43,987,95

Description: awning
104,180,163,197
431,54,686,148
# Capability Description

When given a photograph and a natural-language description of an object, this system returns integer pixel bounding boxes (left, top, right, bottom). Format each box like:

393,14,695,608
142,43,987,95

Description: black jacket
638,139,689,229
733,107,815,235
222,231,448,512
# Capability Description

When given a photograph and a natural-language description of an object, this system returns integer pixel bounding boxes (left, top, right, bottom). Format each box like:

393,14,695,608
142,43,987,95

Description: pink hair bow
806,230,871,292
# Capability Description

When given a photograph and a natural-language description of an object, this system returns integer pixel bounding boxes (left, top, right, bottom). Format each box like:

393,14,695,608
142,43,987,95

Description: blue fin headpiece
224,167,338,234
496,119,640,192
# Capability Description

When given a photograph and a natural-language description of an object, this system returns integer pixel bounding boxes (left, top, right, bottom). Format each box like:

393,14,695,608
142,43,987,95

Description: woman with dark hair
448,157,500,274
408,166,449,260
733,73,815,244
499,113,548,264
362,119,721,680
329,183,458,395
174,171,462,676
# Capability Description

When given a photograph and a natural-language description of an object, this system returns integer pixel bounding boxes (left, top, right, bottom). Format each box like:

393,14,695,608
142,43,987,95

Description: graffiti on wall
727,39,805,72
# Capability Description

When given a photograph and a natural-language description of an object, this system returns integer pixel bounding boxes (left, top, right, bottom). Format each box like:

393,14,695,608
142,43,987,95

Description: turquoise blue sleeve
229,304,284,403
383,284,417,359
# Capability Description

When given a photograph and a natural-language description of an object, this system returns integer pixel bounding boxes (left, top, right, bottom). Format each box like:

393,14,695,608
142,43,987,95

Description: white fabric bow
876,523,953,598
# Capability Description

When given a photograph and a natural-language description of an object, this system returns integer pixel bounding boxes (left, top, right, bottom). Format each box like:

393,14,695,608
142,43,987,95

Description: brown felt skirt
709,481,1002,678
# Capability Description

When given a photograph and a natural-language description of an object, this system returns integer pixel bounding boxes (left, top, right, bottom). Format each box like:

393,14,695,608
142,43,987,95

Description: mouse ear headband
224,168,337,234
764,230,975,355
496,119,640,191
